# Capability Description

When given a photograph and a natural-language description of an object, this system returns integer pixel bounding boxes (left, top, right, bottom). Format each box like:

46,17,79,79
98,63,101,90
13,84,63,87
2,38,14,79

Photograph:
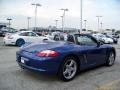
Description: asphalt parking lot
0,37,120,90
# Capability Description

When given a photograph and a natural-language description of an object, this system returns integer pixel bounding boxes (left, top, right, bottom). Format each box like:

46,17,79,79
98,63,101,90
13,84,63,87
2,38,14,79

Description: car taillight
36,50,59,57
7,36,13,39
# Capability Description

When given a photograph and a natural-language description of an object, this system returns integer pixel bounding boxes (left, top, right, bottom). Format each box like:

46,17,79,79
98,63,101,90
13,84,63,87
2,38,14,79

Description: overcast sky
0,0,120,30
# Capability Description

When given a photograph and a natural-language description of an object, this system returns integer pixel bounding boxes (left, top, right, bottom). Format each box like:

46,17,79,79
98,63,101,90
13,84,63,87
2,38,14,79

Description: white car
92,33,113,44
3,31,51,46
45,32,68,41
45,32,61,40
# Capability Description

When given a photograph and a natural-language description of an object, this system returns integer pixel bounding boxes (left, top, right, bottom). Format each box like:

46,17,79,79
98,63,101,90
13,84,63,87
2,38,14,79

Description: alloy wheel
63,59,77,80
108,52,115,66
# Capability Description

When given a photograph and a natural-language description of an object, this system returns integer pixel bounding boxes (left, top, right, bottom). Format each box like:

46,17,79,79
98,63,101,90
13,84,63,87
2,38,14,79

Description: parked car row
47,32,119,44
3,31,119,47
92,33,114,44
0,27,18,37
92,33,119,44
3,31,51,47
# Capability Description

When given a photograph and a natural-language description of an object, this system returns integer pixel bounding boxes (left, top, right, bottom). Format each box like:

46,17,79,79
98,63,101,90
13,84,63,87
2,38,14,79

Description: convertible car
16,34,116,81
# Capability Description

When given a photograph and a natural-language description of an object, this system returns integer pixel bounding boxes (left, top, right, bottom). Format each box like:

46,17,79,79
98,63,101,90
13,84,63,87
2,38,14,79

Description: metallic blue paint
16,35,115,74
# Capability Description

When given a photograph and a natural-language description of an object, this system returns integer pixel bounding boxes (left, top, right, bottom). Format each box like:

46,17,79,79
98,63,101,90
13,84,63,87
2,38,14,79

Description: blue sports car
16,34,116,81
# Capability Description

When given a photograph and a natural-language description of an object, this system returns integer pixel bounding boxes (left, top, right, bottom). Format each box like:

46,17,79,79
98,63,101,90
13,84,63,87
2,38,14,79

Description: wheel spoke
62,59,77,79
66,65,69,68
70,67,75,72
69,60,74,67
63,69,68,75
68,71,72,76
109,53,115,65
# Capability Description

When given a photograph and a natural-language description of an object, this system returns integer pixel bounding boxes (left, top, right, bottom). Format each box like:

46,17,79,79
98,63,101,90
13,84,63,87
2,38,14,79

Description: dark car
106,35,118,44
112,37,118,44
114,33,119,38
0,28,17,37
0,30,7,37
16,34,116,81
108,33,119,39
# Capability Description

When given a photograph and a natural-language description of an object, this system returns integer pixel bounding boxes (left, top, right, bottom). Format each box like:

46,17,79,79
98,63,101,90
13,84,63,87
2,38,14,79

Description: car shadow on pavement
16,68,59,82
76,64,116,79
15,65,106,82
14,62,118,83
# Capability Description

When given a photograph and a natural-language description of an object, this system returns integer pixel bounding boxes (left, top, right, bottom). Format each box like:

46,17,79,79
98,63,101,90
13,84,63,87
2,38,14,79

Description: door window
76,35,97,46
19,32,29,36
67,35,75,43
19,32,37,37
28,32,37,36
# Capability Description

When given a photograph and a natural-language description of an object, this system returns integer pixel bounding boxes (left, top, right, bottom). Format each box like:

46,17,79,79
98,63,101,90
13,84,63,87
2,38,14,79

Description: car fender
106,47,116,58
57,53,82,74
60,50,86,69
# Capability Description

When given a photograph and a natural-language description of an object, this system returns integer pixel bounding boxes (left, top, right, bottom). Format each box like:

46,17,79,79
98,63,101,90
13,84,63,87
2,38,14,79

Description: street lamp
96,16,102,32
7,18,12,31
60,16,64,32
27,17,31,30
31,3,42,30
60,8,69,32
84,20,87,31
100,22,103,33
80,0,83,33
55,20,58,29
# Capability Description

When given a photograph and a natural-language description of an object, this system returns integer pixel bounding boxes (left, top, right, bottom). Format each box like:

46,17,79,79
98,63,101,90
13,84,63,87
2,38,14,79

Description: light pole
100,22,103,33
60,16,64,32
55,20,58,29
96,16,102,32
84,20,87,31
27,17,31,30
32,3,41,31
7,18,12,31
80,0,83,33
60,8,68,32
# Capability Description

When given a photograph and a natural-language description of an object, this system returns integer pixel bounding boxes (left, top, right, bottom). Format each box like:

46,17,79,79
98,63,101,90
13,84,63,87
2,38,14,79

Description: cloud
0,0,120,30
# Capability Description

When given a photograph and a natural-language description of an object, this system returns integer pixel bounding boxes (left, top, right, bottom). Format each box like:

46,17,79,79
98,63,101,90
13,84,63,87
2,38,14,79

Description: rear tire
106,52,115,66
58,56,78,81
16,39,25,47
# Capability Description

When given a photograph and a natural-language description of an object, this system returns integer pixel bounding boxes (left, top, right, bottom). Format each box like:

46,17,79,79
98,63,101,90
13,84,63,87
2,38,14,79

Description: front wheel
58,57,78,81
106,52,115,66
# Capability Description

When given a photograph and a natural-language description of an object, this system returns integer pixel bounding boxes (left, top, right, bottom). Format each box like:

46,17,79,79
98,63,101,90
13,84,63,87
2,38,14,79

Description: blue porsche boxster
16,34,116,81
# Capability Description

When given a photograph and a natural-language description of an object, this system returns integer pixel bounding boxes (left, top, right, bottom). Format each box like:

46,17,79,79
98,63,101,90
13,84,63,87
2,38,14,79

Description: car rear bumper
16,51,62,74
18,62,48,73
3,38,16,45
